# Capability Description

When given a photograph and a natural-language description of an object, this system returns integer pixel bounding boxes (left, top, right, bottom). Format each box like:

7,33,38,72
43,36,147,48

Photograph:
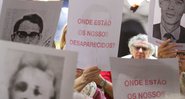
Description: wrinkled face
11,66,54,99
131,40,150,59
13,21,41,44
159,0,185,25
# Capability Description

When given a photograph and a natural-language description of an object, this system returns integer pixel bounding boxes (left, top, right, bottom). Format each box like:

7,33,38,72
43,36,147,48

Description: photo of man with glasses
11,14,43,45
153,0,185,43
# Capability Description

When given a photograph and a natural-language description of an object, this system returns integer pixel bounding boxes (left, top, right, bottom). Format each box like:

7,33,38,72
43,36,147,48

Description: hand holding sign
74,66,100,92
110,58,180,99
158,39,177,58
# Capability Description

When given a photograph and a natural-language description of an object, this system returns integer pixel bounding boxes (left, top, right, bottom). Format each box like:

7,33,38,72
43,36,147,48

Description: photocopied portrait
153,0,185,43
0,40,77,99
0,0,62,47
0,49,64,99
9,54,56,99
11,13,43,45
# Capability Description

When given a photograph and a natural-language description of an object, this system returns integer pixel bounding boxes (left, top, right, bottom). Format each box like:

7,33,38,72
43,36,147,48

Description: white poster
0,0,2,16
110,58,180,99
0,0,62,47
0,41,77,99
148,0,185,50
66,0,123,70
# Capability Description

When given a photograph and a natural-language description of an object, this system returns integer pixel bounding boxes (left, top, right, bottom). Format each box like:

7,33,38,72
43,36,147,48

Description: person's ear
130,47,134,55
11,33,16,41
38,34,42,40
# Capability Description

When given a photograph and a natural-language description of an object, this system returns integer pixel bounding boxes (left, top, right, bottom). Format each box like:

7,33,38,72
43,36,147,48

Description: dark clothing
153,23,185,43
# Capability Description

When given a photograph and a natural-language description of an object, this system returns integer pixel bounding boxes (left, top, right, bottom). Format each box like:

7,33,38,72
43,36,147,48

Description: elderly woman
122,34,156,59
74,34,157,99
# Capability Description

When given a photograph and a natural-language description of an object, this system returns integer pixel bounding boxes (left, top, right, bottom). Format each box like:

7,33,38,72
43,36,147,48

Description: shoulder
148,56,157,59
121,54,132,58
153,23,160,29
180,26,185,31
121,55,157,59
153,23,161,39
100,71,112,82
177,26,185,43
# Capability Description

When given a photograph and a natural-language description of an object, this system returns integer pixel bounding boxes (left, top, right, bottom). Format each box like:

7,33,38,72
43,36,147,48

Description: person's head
118,20,146,57
128,34,155,59
11,14,43,44
9,54,56,99
159,0,185,26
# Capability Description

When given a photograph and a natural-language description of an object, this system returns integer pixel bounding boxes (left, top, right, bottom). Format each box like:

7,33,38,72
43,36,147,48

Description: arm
95,74,113,98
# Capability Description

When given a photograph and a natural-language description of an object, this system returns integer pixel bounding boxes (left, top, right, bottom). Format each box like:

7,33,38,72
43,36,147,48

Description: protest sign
66,0,123,70
0,41,77,99
0,0,2,16
110,58,180,99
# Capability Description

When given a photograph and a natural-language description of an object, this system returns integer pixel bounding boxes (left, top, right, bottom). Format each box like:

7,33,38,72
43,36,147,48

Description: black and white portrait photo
0,41,77,99
0,49,64,99
11,13,43,45
152,0,185,43
0,0,62,47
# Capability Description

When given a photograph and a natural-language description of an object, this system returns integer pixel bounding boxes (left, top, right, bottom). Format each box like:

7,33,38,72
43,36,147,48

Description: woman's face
11,66,54,99
131,40,150,59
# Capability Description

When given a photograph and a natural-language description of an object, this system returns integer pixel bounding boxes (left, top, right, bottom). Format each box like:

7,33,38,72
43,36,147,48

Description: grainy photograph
0,49,64,99
152,0,185,43
0,8,51,46
10,13,43,45
0,0,62,47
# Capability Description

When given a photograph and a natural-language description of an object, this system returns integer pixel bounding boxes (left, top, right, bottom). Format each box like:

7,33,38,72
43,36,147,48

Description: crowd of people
0,0,184,98
51,0,185,97
59,23,185,99
8,20,185,99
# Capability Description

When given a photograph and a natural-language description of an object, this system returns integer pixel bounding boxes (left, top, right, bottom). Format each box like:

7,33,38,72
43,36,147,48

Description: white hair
128,34,155,56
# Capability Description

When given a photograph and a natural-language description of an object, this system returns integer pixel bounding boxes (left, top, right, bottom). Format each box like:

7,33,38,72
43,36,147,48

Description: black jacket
153,23,185,43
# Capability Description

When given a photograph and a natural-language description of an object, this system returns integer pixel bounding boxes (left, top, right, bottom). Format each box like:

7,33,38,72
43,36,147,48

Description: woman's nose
138,48,143,52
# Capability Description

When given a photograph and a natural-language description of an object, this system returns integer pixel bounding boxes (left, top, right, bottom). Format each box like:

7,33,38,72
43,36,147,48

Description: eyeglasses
133,46,149,51
15,31,40,39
